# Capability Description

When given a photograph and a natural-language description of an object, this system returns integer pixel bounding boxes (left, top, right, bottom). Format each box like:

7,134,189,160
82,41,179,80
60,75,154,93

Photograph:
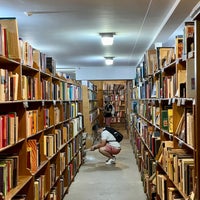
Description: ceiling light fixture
105,57,114,65
100,32,115,46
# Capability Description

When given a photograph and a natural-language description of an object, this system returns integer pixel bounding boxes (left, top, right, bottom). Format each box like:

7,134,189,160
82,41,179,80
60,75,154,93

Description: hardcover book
0,18,21,59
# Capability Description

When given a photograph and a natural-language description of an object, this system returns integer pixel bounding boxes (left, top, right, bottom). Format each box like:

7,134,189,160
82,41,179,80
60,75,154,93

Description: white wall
76,66,136,80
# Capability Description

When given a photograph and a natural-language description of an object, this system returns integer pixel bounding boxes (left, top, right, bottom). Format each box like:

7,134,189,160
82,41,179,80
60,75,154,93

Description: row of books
44,131,62,157
81,81,97,92
110,94,125,101
22,75,38,100
135,22,194,84
133,131,157,199
34,174,46,200
0,156,19,198
63,102,80,120
88,89,97,100
89,110,98,123
139,122,161,157
0,69,19,101
89,101,98,111
134,61,194,100
0,70,82,102
52,82,82,101
0,18,58,76
156,141,194,197
0,113,19,148
102,83,125,92
44,118,83,158
137,100,194,147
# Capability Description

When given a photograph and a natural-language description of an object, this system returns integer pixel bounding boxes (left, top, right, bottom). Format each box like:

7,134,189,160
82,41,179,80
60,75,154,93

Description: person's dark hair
92,124,99,132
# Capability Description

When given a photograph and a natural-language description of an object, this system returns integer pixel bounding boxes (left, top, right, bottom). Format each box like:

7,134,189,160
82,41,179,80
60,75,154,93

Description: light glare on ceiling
105,57,114,65
100,32,115,46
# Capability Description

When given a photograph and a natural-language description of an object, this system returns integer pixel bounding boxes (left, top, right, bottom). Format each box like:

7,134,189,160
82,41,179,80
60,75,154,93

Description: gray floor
64,134,147,200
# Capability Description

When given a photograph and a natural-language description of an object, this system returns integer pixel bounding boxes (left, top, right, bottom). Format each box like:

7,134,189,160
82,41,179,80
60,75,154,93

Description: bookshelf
102,81,126,126
130,18,197,199
0,18,84,200
191,3,200,199
81,81,99,148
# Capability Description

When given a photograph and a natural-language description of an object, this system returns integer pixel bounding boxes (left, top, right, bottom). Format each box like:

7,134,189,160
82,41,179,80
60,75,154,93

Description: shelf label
23,101,29,108
177,98,181,106
181,98,186,105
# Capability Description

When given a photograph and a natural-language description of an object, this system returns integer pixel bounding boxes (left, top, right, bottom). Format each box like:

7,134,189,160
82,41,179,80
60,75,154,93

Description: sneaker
105,158,116,165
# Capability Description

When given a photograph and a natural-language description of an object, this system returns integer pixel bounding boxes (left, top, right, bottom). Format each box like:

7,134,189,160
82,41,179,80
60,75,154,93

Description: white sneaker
105,157,116,165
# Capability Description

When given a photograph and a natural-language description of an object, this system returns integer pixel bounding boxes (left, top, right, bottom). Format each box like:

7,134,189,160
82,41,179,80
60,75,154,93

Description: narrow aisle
64,136,147,200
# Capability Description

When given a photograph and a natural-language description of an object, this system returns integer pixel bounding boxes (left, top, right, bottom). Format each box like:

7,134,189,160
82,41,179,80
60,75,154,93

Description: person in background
90,125,121,165
103,100,113,126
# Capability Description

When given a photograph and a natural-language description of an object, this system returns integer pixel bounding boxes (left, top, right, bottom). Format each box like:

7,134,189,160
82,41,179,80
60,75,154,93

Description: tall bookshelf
81,81,99,148
130,17,198,199
191,3,200,199
0,18,84,200
102,81,126,126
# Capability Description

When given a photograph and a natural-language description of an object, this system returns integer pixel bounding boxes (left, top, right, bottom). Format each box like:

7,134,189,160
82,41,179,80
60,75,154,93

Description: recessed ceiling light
105,57,114,65
99,32,116,46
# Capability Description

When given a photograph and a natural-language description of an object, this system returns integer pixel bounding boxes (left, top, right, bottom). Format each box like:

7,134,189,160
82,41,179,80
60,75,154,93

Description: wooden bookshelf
130,17,197,199
102,81,126,126
191,3,200,199
0,18,84,200
81,81,99,148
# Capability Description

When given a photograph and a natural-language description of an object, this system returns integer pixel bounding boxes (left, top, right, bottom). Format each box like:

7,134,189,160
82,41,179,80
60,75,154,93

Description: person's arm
90,139,107,151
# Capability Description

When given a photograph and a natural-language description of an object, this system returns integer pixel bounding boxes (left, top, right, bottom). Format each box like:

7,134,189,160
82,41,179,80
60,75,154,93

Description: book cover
175,35,183,59
0,18,20,59
161,110,168,132
186,58,195,98
176,69,186,97
184,22,194,57
168,109,173,133
146,49,158,74
0,68,6,101
157,47,175,69
27,139,38,172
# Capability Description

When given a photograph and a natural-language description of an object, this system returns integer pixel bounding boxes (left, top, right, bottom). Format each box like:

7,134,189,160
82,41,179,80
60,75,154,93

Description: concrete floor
64,128,147,200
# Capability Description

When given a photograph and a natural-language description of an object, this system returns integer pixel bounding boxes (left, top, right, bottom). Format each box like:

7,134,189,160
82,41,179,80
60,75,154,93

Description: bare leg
99,147,113,159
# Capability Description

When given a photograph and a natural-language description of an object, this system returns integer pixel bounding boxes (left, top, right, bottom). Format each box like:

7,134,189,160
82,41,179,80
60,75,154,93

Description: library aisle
64,127,146,200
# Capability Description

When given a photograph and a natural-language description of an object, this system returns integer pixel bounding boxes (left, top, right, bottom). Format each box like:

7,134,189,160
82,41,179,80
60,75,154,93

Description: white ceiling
0,0,199,78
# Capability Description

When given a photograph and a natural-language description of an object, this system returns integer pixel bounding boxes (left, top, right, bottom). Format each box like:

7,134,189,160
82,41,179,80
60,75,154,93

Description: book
0,18,21,59
175,113,186,142
0,68,6,101
184,22,194,57
176,69,186,98
157,47,175,69
175,35,183,59
46,57,56,76
0,162,7,197
186,111,194,147
32,48,41,68
186,58,195,98
146,49,158,75
168,109,173,133
161,110,168,132
27,139,38,172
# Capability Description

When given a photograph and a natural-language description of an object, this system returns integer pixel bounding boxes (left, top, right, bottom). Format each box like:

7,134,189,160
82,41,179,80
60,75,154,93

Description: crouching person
90,125,121,164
